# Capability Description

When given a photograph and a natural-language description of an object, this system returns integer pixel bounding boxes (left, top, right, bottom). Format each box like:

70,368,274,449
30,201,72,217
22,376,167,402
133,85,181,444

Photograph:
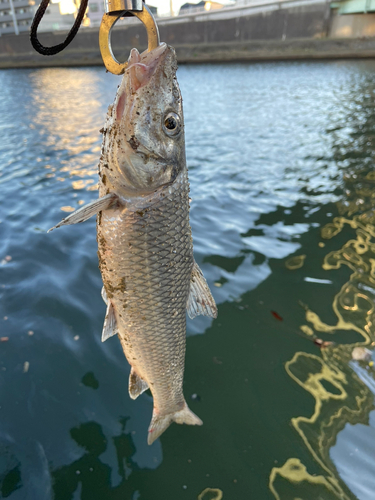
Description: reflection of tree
52,419,138,500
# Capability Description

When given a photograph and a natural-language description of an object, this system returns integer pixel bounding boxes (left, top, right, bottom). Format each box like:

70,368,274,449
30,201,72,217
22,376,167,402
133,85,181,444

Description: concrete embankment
1,0,375,68
3,36,375,69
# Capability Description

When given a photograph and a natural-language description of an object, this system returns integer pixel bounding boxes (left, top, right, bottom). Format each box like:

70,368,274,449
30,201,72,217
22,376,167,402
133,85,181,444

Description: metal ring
99,4,160,75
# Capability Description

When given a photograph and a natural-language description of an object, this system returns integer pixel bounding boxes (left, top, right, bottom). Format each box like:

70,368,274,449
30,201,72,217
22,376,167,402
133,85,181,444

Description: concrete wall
330,12,375,37
159,2,329,44
0,0,329,66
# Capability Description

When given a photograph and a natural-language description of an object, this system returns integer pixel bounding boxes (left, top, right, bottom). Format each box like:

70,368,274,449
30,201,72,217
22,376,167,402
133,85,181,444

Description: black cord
30,0,89,56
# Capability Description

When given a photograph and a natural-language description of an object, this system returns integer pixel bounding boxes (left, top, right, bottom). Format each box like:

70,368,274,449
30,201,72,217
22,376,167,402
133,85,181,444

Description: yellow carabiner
99,2,160,76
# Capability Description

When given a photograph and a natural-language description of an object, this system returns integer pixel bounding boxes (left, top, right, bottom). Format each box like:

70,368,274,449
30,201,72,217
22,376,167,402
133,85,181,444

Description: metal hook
99,2,160,76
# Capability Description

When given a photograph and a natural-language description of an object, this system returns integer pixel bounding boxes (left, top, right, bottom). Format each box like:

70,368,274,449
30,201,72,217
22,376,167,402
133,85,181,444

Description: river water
1,60,375,499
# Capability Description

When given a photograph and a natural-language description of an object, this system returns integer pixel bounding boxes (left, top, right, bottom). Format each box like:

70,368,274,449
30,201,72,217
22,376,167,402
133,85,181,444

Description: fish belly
97,171,193,416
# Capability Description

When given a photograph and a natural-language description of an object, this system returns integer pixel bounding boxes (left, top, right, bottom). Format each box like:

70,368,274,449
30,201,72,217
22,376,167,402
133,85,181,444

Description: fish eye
163,112,181,137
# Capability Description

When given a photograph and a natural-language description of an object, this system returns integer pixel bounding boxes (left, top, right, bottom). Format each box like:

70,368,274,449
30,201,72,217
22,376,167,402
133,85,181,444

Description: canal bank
3,37,375,69
2,0,375,67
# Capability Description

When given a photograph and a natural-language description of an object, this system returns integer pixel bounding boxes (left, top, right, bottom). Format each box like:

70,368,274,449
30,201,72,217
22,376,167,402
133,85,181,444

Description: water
1,60,375,500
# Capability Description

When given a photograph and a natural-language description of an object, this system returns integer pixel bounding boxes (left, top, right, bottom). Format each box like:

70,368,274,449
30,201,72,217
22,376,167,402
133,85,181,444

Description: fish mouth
115,43,168,122
127,43,167,92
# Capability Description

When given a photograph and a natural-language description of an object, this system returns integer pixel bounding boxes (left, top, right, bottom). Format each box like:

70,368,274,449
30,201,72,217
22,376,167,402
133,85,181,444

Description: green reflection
1,464,22,498
81,372,100,390
52,420,138,500
203,254,245,273
271,165,375,495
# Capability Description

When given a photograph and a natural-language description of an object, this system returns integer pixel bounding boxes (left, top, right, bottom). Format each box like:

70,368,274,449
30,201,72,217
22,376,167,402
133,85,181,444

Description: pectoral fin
48,193,117,232
129,368,149,400
101,300,118,342
187,261,217,319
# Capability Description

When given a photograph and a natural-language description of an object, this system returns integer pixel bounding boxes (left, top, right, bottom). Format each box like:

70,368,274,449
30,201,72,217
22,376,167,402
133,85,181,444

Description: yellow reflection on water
270,458,341,500
198,488,223,500
285,254,306,270
60,166,98,178
29,68,106,193
270,169,375,499
300,325,314,336
72,179,95,190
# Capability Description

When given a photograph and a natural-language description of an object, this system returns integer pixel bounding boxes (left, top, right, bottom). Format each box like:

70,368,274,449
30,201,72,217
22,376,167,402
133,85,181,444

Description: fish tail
147,403,203,445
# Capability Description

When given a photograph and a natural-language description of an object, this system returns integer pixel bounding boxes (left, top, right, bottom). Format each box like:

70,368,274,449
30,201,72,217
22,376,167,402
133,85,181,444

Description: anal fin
187,260,218,319
48,193,118,232
102,300,118,342
129,367,149,400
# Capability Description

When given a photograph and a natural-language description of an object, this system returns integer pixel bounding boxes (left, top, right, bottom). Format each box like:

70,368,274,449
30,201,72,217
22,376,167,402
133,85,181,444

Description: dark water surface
1,60,375,499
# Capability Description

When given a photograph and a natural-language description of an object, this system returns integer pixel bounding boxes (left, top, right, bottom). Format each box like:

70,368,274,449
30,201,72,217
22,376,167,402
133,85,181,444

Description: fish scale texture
97,171,194,415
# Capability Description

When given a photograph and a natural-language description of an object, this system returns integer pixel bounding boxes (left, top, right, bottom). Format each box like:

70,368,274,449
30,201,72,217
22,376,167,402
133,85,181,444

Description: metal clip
99,1,160,75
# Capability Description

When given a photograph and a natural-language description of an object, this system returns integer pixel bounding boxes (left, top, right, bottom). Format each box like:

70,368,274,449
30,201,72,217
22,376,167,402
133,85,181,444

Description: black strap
30,0,89,56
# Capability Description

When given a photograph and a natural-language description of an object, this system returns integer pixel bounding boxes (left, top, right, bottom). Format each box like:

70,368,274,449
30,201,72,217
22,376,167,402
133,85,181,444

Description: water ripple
2,60,375,499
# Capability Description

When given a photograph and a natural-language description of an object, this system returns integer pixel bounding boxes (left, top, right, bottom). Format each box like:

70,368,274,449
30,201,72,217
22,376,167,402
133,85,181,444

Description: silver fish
49,43,217,444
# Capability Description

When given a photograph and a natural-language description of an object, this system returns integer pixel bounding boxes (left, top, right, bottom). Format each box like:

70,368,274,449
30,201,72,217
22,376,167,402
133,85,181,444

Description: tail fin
147,404,203,445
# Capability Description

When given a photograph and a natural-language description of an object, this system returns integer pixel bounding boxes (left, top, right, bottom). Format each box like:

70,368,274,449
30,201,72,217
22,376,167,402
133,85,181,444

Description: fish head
103,43,185,197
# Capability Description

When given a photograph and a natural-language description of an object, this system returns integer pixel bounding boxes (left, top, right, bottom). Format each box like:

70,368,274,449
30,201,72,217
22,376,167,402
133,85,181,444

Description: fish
49,43,217,444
